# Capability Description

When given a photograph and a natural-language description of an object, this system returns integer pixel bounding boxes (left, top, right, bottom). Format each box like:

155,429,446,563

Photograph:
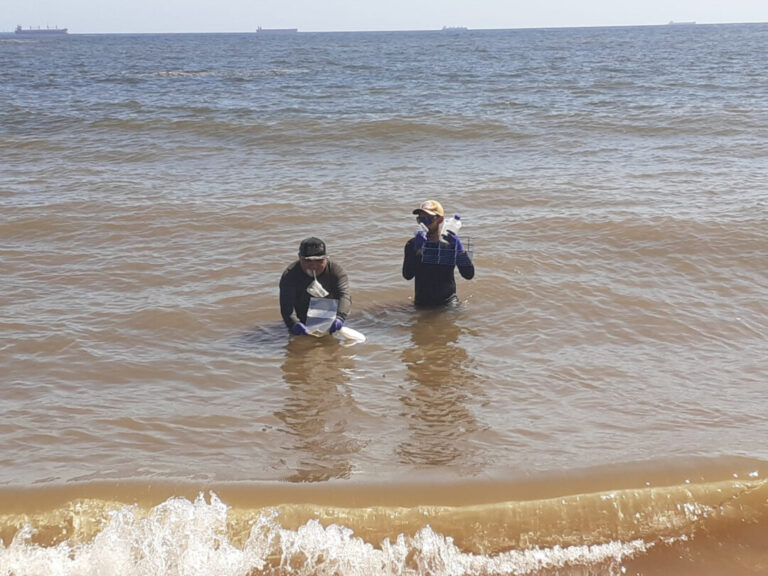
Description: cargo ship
256,26,297,34
15,25,68,36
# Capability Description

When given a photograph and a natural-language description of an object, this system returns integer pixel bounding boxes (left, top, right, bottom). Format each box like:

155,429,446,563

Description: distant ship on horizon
15,25,68,36
256,26,298,34
667,21,696,26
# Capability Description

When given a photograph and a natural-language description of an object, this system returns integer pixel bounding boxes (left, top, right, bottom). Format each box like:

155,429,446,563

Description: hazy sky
6,0,767,34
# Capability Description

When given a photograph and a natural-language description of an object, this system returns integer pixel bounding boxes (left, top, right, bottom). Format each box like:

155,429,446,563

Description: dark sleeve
457,250,474,280
279,266,302,329
330,261,351,321
402,238,418,280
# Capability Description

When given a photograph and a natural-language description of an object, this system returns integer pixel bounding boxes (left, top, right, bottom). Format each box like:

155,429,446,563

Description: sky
5,0,767,34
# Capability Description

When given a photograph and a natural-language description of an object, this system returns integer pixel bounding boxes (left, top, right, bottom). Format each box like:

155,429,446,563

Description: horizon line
2,20,766,35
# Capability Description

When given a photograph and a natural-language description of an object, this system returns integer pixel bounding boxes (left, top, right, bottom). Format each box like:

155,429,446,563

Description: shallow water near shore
1,24,767,574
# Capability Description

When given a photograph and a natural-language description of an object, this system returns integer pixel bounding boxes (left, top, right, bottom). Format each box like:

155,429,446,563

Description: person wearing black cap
280,237,351,335
403,200,474,307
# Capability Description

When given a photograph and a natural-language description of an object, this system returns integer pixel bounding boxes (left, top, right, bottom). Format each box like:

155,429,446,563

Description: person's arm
445,232,474,280
331,262,351,322
403,238,419,280
457,250,474,279
279,268,302,330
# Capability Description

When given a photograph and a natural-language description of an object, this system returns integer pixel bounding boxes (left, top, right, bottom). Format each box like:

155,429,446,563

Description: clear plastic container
441,214,462,240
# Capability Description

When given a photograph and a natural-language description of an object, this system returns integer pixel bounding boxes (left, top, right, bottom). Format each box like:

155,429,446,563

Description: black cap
298,237,327,260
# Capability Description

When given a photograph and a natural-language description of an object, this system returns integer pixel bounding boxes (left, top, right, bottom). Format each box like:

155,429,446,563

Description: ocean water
1,24,767,575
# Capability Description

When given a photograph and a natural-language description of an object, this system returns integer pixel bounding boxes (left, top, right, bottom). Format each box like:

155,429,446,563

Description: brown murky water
2,25,767,574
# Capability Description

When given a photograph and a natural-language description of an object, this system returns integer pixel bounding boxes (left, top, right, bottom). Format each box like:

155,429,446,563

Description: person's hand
329,318,344,334
445,231,464,253
292,322,308,335
413,227,427,252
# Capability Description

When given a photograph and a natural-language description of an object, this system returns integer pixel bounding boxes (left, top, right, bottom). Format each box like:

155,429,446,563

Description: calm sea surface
1,24,767,575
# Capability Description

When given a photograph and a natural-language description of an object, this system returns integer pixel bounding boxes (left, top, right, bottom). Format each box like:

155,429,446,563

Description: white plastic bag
306,271,329,298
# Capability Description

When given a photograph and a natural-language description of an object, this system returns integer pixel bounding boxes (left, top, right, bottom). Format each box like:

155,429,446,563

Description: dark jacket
402,238,474,306
279,259,351,330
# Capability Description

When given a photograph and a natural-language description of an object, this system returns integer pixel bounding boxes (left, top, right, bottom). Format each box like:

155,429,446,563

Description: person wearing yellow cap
402,200,474,307
280,237,351,335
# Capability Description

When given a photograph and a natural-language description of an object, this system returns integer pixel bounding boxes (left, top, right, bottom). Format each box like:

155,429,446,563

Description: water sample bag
306,297,338,336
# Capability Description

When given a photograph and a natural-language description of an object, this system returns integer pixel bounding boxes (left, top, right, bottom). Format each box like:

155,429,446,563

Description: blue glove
445,231,464,253
291,322,308,335
329,318,344,334
413,228,427,252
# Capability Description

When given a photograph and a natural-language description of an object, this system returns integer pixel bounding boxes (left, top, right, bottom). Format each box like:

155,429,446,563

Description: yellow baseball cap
412,200,444,217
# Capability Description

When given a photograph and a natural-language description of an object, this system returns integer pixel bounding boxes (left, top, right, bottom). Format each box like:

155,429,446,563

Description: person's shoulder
326,258,347,274
281,260,301,277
